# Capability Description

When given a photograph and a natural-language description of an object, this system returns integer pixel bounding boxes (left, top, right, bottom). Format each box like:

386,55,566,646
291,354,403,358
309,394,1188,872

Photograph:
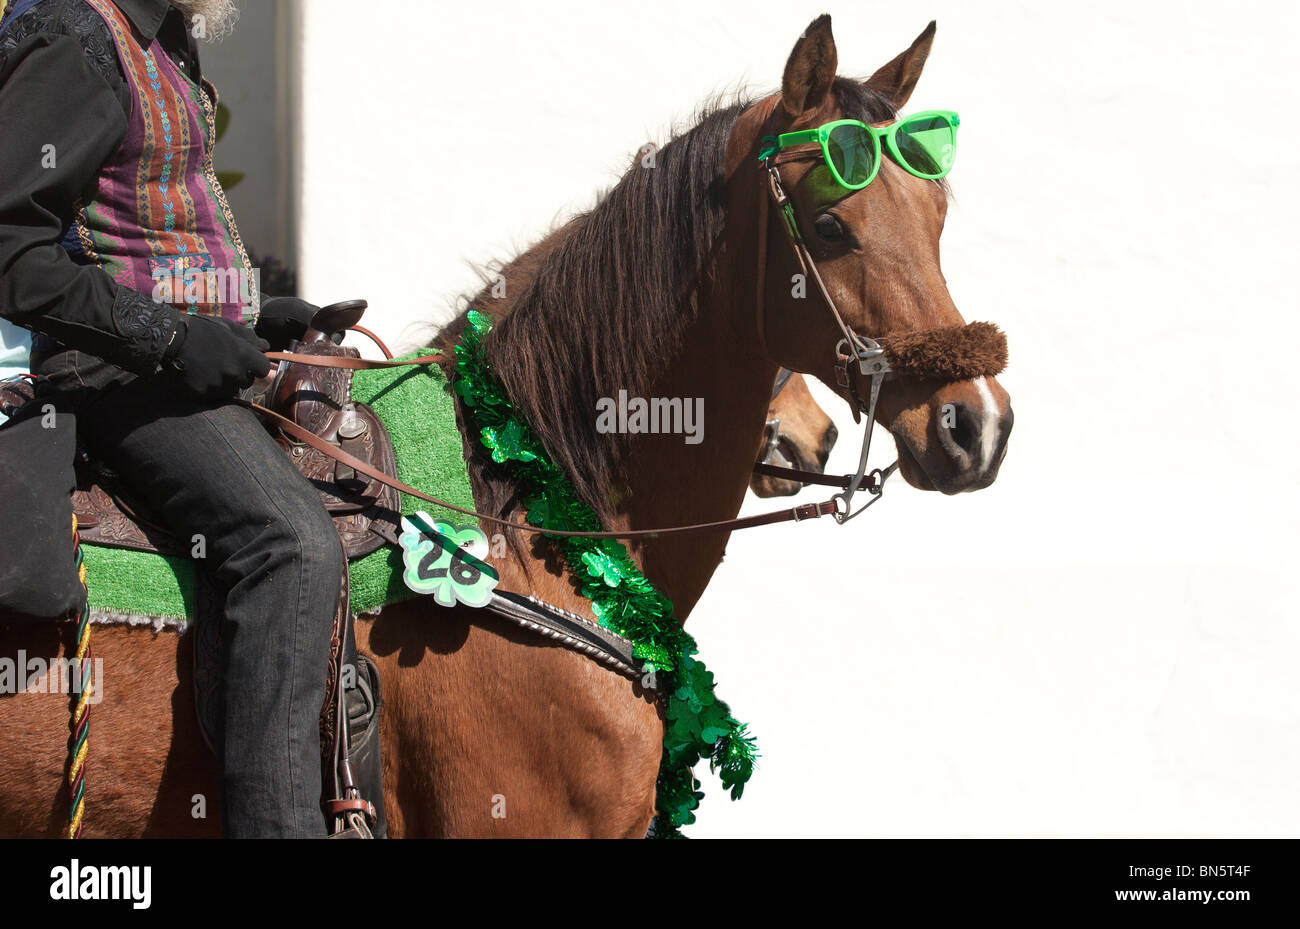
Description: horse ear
781,14,838,119
864,21,936,110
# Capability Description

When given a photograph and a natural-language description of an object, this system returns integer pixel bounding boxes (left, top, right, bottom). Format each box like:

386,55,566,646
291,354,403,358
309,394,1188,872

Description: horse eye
813,213,845,241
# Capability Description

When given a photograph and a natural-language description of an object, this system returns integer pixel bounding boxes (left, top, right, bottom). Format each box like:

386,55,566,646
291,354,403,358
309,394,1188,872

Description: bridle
753,104,899,523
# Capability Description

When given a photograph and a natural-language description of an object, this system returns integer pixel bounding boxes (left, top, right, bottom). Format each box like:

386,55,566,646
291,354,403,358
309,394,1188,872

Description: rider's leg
47,349,343,837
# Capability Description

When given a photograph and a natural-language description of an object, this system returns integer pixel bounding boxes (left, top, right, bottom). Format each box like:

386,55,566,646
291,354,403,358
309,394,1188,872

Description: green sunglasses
758,109,960,189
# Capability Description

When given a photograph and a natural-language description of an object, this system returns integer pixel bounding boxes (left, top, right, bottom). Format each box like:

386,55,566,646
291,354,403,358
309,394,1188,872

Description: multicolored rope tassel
67,516,92,839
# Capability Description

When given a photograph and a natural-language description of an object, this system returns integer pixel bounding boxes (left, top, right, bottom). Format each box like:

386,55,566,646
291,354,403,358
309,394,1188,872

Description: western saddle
0,299,403,839
66,300,403,559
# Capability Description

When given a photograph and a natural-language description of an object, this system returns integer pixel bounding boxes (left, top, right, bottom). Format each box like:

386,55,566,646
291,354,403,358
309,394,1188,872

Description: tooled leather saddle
68,300,402,559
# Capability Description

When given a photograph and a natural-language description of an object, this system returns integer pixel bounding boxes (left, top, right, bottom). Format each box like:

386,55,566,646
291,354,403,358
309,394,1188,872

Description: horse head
751,370,838,498
730,17,1013,495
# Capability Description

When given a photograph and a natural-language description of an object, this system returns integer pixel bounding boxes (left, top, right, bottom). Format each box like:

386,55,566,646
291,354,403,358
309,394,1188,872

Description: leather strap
240,399,844,538
264,350,442,370
489,590,645,681
752,114,899,518
752,461,853,489
753,460,898,492
325,798,376,819
752,96,784,363
752,98,885,423
763,149,881,413
347,325,393,360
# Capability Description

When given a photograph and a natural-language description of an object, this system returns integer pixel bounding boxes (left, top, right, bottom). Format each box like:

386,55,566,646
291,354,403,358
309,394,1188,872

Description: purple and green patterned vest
64,0,256,324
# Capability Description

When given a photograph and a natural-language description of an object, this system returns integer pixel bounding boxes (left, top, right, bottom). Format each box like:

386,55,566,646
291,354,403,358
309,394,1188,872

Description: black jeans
36,343,342,837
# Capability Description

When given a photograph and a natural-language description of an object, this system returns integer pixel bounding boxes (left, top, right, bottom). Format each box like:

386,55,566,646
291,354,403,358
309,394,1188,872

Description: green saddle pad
82,355,477,628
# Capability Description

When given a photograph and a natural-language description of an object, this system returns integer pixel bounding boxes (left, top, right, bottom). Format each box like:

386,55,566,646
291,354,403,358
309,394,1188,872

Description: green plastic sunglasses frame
758,109,960,190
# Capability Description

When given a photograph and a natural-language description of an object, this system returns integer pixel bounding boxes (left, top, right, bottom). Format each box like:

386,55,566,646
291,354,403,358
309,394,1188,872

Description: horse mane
436,79,897,525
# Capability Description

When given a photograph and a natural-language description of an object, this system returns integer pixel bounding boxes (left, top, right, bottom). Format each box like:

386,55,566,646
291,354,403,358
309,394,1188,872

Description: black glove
161,314,271,399
255,297,319,352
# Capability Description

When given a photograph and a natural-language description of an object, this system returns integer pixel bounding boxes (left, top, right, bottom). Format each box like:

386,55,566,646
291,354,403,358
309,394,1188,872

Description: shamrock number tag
399,513,499,608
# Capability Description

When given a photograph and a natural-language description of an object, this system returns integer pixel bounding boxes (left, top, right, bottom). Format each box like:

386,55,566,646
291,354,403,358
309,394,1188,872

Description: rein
248,348,879,534
264,351,440,370
247,324,888,536
242,398,855,537
251,103,1010,537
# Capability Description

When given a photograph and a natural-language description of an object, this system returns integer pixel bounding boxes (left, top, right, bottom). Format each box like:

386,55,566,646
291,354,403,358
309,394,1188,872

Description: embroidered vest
64,0,256,324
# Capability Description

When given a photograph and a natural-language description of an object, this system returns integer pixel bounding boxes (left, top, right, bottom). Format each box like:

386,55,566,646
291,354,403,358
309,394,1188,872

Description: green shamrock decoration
480,419,539,464
452,308,758,837
580,546,635,587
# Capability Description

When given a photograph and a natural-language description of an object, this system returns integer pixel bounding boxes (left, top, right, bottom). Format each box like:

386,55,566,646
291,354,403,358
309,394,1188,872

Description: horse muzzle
889,376,1014,495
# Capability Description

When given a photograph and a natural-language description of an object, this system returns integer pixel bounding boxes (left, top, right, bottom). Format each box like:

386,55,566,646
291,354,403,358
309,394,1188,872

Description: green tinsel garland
453,310,758,837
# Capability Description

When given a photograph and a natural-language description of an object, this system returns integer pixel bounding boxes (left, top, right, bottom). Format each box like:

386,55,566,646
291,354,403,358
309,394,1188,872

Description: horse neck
617,221,776,620
473,155,776,623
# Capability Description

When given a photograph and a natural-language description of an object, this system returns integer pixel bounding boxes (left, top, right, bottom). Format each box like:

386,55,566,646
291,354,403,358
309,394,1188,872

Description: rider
0,0,343,837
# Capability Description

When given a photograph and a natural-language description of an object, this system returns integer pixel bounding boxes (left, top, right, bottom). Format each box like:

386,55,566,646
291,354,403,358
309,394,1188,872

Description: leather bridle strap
760,150,890,415
239,399,846,538
753,140,896,521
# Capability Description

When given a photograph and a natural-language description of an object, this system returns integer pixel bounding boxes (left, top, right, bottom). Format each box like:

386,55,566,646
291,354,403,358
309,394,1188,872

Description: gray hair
168,0,240,42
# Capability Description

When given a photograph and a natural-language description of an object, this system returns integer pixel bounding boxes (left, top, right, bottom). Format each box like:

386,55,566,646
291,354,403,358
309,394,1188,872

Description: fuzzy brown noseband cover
879,321,1007,381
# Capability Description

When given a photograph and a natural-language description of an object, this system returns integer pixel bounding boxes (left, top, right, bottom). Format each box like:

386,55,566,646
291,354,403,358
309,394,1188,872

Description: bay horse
0,16,1011,837
751,370,838,498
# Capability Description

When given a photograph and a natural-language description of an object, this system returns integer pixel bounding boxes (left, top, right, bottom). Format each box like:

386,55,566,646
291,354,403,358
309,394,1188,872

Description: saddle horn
306,299,369,345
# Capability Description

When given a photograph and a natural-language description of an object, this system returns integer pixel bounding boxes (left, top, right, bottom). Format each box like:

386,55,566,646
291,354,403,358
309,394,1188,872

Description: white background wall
286,0,1300,836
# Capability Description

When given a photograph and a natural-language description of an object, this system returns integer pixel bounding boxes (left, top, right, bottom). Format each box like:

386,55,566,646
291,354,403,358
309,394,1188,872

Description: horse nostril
824,423,838,450
940,403,983,462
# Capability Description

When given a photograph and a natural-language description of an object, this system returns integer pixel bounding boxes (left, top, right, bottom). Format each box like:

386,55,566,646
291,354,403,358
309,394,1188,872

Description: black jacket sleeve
0,30,180,376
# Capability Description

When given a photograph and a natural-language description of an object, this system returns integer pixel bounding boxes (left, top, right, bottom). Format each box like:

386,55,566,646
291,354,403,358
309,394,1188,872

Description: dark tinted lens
895,115,956,178
826,123,876,186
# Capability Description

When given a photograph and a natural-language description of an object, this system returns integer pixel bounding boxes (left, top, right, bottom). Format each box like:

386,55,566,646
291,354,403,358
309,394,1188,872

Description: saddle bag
0,400,85,623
